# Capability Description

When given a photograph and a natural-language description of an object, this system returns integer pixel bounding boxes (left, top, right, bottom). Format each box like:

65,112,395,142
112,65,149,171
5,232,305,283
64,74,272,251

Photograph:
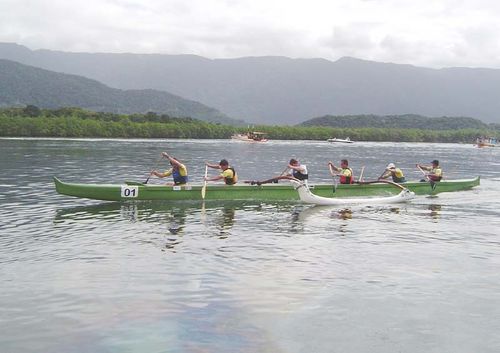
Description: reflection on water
428,204,442,220
55,201,244,250
213,205,236,239
337,208,353,220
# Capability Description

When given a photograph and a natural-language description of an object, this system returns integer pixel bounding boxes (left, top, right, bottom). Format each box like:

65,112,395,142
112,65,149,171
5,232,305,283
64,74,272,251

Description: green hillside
299,114,492,130
0,59,243,125
3,43,500,125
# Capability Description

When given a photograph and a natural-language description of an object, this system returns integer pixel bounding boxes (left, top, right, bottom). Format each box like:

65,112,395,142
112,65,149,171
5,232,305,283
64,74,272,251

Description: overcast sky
1,0,500,68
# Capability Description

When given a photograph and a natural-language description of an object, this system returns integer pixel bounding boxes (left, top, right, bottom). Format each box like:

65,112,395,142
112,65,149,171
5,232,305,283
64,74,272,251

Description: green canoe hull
54,176,480,202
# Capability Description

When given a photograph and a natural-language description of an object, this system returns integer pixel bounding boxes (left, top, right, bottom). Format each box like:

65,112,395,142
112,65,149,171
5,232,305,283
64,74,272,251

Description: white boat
290,180,415,205
475,137,499,148
231,131,268,142
327,137,353,143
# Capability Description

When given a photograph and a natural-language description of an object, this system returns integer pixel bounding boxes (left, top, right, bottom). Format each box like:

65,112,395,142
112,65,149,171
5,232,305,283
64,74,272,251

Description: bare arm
205,161,221,169
416,164,431,171
328,162,340,175
379,170,391,179
204,175,224,182
151,169,172,178
151,170,164,178
288,164,302,171
162,152,184,168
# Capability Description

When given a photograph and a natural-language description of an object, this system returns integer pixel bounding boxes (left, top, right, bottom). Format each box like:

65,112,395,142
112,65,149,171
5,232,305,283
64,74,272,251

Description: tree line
0,106,498,143
300,114,494,130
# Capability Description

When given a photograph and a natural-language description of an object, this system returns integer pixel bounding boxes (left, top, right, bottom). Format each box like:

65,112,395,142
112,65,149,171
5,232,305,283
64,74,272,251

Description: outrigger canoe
54,176,480,202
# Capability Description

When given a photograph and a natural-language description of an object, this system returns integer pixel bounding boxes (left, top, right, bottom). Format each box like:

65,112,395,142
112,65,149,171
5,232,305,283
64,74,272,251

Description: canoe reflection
428,204,442,220
54,201,267,248
294,204,402,221
54,201,411,249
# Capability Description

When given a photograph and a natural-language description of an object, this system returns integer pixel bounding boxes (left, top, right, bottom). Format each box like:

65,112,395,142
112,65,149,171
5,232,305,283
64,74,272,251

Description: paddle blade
201,165,208,200
201,184,206,199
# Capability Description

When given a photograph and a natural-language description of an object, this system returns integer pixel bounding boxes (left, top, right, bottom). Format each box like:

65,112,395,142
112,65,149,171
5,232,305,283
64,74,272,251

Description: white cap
386,163,395,169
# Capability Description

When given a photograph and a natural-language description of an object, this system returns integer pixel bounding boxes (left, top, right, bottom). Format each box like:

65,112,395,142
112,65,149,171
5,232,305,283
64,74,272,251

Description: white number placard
121,185,139,198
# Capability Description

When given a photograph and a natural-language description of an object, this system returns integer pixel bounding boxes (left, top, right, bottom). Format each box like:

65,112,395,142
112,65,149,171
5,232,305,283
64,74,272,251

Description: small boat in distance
232,131,268,142
475,136,499,148
327,137,353,143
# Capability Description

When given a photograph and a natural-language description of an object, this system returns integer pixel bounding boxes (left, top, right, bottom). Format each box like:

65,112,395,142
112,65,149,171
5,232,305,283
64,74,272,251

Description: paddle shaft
356,179,406,190
328,164,339,192
359,166,365,182
201,165,208,199
417,165,436,190
144,155,164,184
279,166,289,176
246,165,290,185
417,165,427,177
417,165,434,182
378,169,388,179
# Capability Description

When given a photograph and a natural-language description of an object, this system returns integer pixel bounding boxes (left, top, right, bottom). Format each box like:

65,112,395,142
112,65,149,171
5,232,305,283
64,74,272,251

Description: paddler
246,158,308,185
416,160,443,182
150,152,189,185
328,159,354,184
287,158,308,181
205,159,238,185
379,163,406,183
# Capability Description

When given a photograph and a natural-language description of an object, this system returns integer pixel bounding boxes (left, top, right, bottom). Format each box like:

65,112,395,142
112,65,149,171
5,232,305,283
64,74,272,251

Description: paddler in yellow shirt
205,159,238,185
379,163,406,183
150,152,188,185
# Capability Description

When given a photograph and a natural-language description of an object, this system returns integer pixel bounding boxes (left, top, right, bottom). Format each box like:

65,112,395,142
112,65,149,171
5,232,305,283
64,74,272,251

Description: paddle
144,155,164,184
328,164,338,193
273,166,289,183
201,165,208,223
244,165,290,185
356,179,406,191
201,165,208,199
417,165,436,191
358,166,365,182
377,168,388,180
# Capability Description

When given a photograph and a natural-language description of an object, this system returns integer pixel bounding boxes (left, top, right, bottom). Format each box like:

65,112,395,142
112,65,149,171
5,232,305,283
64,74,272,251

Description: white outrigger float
290,180,415,205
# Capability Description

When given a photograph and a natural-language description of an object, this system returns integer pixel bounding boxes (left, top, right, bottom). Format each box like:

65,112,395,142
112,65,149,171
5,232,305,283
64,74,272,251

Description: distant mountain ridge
0,58,242,125
300,114,493,130
2,43,500,125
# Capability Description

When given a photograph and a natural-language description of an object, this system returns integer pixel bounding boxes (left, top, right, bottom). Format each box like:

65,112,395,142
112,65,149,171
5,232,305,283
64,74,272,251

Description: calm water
1,138,500,353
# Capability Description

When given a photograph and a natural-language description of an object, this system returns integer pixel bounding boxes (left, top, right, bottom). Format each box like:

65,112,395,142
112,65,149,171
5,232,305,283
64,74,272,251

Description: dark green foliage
23,105,41,117
300,114,493,130
251,125,498,143
1,107,499,143
0,107,235,139
0,59,245,126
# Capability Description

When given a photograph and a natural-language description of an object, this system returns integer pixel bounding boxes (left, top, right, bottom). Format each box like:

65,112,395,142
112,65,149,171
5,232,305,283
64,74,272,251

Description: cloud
1,0,500,68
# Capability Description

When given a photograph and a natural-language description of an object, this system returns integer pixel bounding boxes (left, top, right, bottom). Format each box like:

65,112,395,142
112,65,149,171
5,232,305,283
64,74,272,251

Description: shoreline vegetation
1,106,498,143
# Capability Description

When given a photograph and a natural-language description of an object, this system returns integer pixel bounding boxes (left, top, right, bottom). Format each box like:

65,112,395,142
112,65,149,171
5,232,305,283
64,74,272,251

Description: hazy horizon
2,1,500,69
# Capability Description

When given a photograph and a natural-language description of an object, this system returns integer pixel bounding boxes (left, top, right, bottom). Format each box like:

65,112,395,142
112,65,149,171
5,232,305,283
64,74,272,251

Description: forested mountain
300,114,494,130
0,58,242,125
2,42,500,125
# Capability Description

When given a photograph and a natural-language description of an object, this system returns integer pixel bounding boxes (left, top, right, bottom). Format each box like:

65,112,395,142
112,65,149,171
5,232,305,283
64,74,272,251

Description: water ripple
1,138,500,353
